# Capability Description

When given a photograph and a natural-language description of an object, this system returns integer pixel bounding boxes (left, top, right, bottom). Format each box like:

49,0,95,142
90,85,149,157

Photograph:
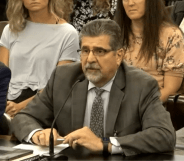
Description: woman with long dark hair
121,0,184,102
0,0,79,117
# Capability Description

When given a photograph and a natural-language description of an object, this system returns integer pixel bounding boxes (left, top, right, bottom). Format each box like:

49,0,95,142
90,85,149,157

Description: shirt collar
88,72,117,92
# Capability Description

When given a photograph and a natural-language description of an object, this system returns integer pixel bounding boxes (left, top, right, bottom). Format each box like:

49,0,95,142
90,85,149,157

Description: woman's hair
6,0,111,33
121,0,175,63
6,0,69,33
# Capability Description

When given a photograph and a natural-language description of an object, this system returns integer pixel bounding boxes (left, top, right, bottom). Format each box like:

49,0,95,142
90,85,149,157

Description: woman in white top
0,0,79,117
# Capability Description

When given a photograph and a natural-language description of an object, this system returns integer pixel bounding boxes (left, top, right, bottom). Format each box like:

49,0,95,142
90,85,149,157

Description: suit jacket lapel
72,78,88,131
106,65,125,136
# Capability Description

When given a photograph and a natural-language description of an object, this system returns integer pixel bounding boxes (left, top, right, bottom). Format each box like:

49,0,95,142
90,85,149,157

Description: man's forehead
81,35,110,40
81,35,111,47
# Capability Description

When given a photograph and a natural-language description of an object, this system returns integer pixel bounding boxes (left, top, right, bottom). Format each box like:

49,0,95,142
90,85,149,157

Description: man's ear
116,48,124,66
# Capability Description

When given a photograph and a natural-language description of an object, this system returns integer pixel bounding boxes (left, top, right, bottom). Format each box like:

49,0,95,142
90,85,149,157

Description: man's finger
75,138,83,146
6,110,15,117
45,133,50,146
72,140,78,149
5,105,12,112
68,136,76,147
39,132,46,146
63,129,82,145
63,136,74,146
44,132,54,146
6,102,15,113
32,133,41,145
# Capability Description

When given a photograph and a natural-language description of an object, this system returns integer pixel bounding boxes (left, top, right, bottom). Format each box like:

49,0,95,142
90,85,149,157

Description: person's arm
160,75,183,103
0,45,30,117
0,46,9,67
6,96,34,117
0,24,11,67
159,27,184,102
115,79,175,156
12,67,57,142
6,60,73,117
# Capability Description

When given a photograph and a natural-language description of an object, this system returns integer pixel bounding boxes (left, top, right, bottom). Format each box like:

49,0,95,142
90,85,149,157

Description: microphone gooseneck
49,78,83,156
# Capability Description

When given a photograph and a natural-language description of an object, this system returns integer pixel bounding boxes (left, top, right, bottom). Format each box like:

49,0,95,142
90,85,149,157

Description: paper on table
13,143,69,156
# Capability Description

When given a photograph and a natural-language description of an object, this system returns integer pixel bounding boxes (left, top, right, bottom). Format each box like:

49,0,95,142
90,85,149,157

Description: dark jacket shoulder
172,1,184,25
122,61,159,89
53,62,84,87
173,1,184,13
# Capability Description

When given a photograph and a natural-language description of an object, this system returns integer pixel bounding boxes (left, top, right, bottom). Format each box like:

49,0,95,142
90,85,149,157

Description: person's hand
31,128,63,146
63,126,103,152
5,101,22,117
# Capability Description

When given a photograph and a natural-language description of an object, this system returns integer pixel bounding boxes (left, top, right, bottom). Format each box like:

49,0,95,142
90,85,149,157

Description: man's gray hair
79,19,123,50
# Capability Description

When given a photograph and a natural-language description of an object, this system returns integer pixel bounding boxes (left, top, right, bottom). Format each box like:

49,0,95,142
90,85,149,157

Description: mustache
85,63,101,70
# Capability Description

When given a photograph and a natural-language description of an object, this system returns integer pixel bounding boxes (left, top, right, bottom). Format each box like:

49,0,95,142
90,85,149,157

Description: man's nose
128,0,135,5
87,51,97,63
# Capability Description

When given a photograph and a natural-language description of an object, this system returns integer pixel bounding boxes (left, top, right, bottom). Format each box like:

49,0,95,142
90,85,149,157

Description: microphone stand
41,79,82,161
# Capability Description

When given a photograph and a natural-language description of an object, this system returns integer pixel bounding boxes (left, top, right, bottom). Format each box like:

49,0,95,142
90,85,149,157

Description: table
1,135,184,161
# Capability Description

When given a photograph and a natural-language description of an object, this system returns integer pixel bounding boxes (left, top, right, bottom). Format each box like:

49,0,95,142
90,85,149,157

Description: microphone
43,75,85,160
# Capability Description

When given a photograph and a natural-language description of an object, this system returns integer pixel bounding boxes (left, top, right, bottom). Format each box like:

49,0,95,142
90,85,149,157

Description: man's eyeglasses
77,48,114,57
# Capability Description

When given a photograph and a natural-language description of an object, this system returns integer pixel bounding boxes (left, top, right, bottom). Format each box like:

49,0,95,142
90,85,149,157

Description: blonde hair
6,0,67,33
6,0,111,33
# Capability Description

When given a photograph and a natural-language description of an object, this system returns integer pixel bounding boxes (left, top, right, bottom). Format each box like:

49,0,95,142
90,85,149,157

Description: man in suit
12,19,175,156
0,61,11,134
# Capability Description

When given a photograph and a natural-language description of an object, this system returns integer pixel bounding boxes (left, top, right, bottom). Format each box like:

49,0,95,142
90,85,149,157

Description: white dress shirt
83,77,124,154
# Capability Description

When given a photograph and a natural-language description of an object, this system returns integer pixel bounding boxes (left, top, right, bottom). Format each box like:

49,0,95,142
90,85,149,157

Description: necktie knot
94,88,104,96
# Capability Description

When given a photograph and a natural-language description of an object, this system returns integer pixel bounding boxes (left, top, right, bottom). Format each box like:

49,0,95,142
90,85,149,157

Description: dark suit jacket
0,61,11,119
12,62,175,156
171,1,184,26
